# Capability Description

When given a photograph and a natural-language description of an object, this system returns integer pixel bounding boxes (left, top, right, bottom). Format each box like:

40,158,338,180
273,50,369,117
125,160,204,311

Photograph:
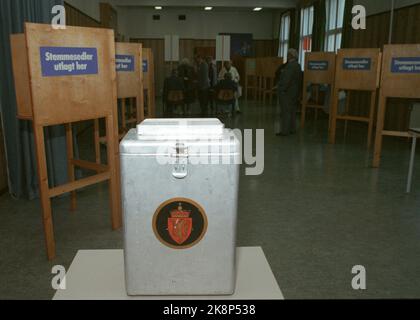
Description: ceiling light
155,6,163,10
253,7,262,11
204,7,213,11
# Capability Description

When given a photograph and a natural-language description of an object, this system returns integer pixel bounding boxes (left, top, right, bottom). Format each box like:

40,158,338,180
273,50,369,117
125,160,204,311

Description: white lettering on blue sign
308,61,329,71
391,57,420,74
116,55,135,72
343,58,371,71
40,47,98,77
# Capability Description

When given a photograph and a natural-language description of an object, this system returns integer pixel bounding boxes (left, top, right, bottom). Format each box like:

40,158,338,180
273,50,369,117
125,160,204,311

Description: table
53,247,284,300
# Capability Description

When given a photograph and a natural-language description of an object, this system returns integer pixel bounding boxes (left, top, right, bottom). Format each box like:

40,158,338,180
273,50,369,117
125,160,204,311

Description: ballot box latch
172,143,188,179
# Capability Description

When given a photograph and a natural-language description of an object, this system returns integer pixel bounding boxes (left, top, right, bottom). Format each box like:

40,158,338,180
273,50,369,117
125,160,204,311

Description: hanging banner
343,58,372,70
40,47,98,76
308,61,329,71
391,57,420,74
143,59,148,73
116,54,135,72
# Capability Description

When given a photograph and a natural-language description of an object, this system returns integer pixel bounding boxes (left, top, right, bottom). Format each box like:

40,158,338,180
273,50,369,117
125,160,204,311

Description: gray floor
1,101,420,299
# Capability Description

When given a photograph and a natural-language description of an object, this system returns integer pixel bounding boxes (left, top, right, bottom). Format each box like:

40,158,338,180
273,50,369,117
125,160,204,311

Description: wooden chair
165,90,185,116
216,89,235,116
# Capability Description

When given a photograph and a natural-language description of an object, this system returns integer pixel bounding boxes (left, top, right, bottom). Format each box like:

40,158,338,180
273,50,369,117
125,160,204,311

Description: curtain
289,7,301,51
0,0,68,200
341,0,354,48
312,0,326,52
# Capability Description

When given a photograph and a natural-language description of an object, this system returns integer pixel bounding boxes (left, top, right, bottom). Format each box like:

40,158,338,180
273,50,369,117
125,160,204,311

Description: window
278,13,290,63
299,6,314,69
325,0,346,52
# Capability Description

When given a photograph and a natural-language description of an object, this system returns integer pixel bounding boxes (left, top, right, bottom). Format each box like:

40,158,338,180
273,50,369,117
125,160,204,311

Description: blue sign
143,60,148,73
116,55,135,72
308,61,329,71
391,57,420,74
40,47,98,77
343,58,372,71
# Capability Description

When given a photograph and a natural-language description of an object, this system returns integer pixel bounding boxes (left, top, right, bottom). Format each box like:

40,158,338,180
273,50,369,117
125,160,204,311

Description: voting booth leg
94,119,101,164
33,124,56,260
367,91,377,149
137,95,145,123
329,89,339,144
121,98,127,132
105,115,122,230
65,124,77,211
301,85,308,128
373,95,387,168
407,136,417,193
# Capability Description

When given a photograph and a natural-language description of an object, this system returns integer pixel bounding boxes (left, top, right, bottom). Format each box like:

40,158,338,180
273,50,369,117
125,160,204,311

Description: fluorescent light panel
253,7,262,11
155,6,163,10
204,7,213,11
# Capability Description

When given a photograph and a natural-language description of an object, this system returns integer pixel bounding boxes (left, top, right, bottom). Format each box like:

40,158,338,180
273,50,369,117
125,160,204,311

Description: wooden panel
304,52,336,85
100,3,118,32
380,44,420,98
65,2,101,28
245,58,257,76
116,42,143,99
10,34,33,120
350,3,420,131
335,48,381,91
25,23,117,126
142,48,156,117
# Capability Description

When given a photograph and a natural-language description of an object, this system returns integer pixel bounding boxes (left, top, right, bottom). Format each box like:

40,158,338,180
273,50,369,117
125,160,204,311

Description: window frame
278,12,291,63
299,5,314,69
324,0,346,52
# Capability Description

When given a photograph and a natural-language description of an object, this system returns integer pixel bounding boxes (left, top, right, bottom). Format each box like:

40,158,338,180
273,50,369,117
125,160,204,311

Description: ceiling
112,0,298,10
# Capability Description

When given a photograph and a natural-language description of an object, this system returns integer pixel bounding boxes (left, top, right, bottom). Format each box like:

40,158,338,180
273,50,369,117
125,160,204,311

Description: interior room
1,0,420,301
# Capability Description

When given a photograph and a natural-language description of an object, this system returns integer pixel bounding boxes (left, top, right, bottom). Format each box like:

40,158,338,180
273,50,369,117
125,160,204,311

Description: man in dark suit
276,48,303,136
163,69,185,117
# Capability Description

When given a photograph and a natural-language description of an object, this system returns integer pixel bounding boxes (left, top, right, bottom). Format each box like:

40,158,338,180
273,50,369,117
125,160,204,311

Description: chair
216,89,235,117
165,90,185,117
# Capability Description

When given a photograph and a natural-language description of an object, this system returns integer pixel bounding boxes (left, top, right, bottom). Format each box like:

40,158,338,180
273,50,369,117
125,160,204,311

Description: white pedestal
53,247,284,300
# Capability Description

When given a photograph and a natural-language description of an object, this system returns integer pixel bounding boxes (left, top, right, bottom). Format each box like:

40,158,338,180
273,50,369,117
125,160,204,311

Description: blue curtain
0,0,67,200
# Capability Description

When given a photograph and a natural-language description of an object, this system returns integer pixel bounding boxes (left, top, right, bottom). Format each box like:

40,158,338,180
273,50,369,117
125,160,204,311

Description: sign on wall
164,35,180,62
116,55,135,72
216,35,231,62
308,61,329,71
343,57,372,70
40,47,98,76
391,57,420,74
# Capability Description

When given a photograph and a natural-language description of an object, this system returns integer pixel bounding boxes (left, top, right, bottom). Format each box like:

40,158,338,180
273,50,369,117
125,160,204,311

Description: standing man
276,49,303,136
206,56,218,115
196,56,210,117
219,61,241,113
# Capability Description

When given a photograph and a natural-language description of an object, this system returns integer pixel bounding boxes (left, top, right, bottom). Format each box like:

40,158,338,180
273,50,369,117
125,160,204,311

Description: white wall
355,0,420,15
117,7,276,40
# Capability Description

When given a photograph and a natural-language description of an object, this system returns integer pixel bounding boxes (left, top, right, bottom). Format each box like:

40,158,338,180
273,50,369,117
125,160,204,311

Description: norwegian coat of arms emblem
152,198,208,249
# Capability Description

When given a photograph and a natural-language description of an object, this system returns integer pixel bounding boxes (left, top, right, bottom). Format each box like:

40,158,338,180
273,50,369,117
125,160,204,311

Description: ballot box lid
121,119,240,156
137,118,225,138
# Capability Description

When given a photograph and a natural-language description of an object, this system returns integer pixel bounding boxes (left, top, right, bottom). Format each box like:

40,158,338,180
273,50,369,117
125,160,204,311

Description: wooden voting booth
373,44,420,167
257,57,283,105
95,42,144,163
245,58,257,100
301,52,336,128
142,48,156,118
329,49,382,147
10,23,122,260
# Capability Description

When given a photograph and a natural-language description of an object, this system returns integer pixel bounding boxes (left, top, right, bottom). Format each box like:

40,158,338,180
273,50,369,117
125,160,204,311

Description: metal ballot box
120,119,240,296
